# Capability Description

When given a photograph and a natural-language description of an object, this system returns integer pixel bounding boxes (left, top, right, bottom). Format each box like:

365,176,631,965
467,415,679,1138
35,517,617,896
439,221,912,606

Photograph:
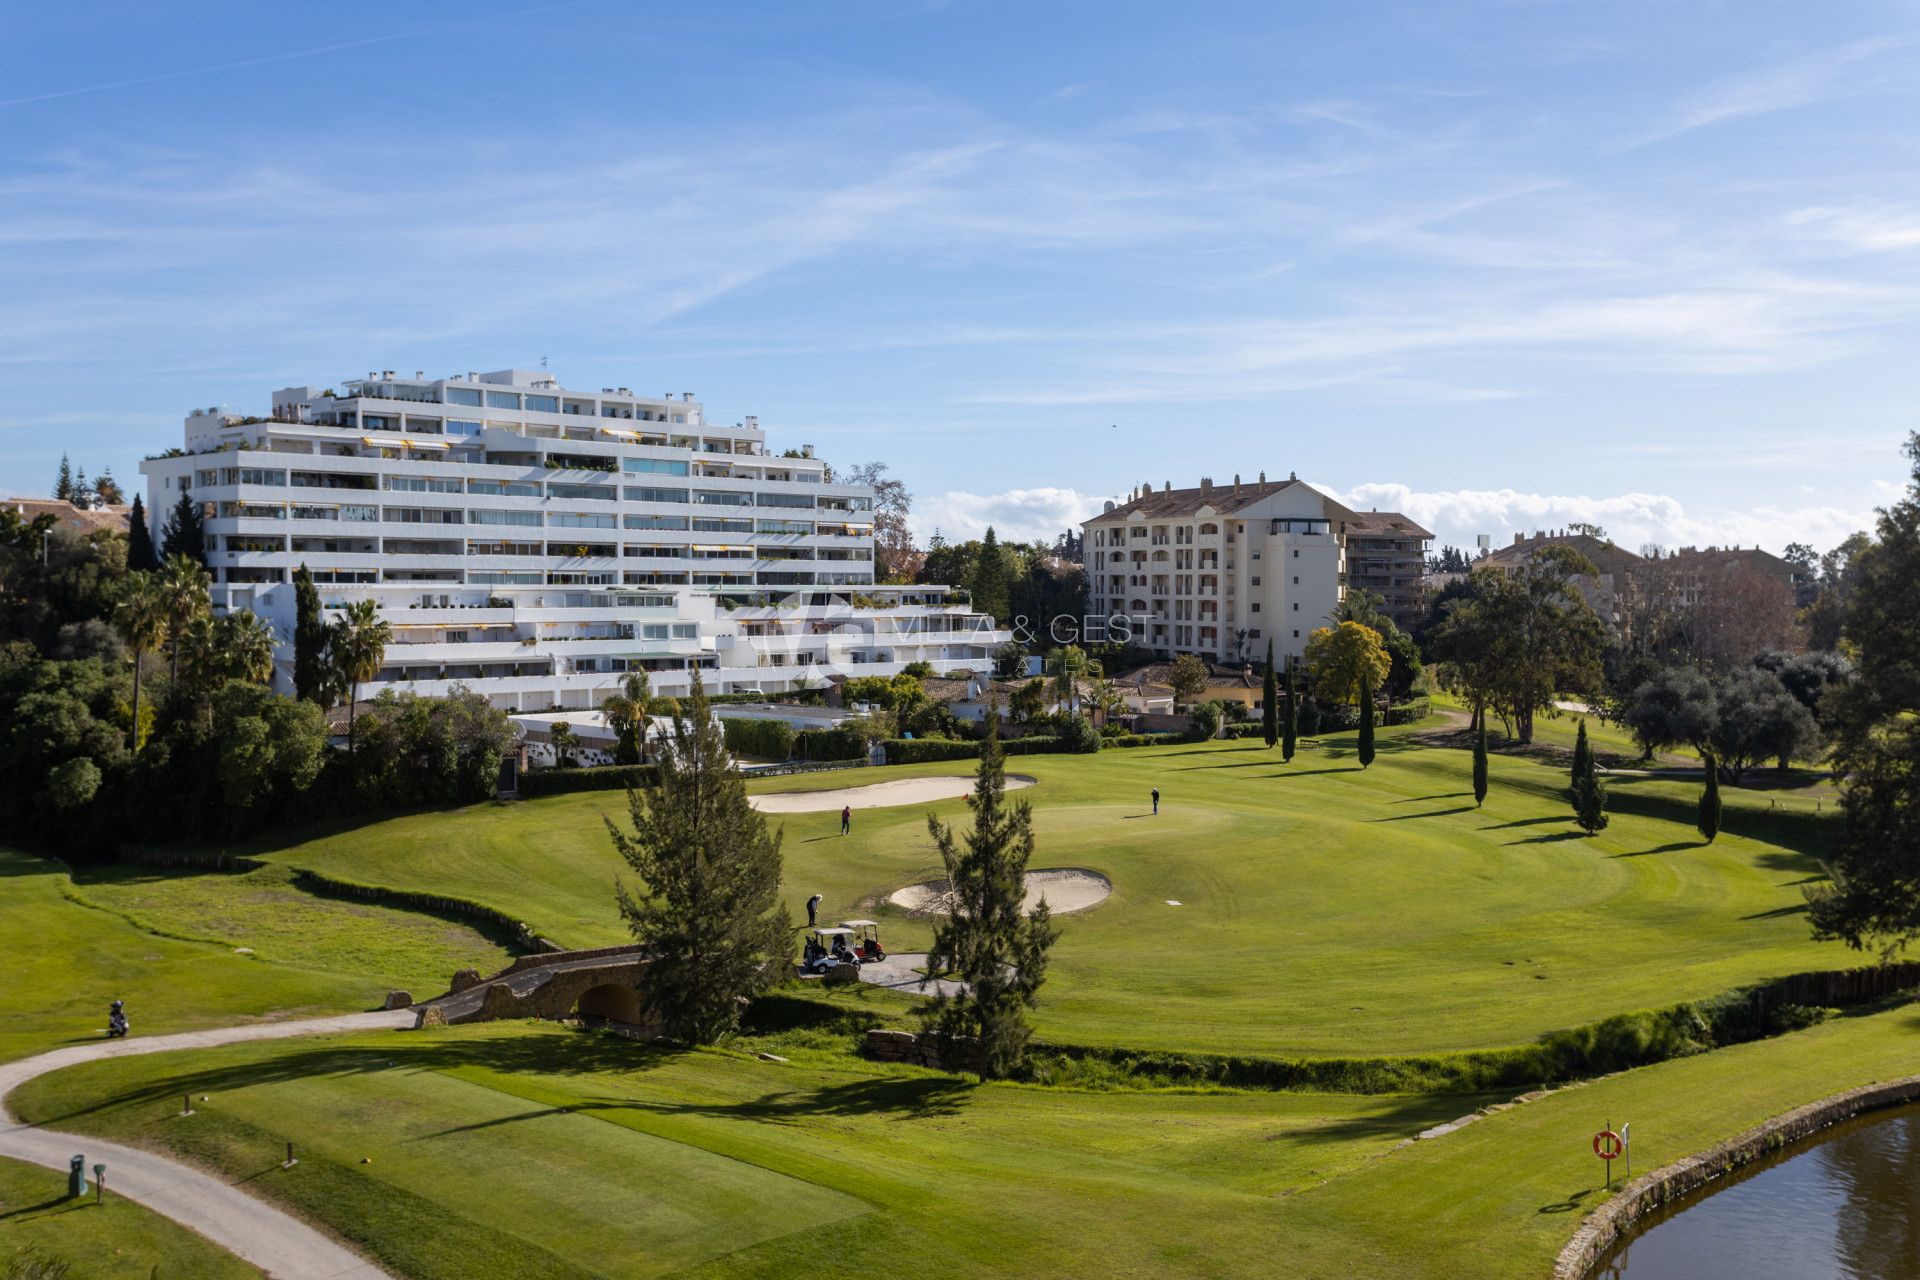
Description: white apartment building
1083,473,1359,666
139,368,1006,709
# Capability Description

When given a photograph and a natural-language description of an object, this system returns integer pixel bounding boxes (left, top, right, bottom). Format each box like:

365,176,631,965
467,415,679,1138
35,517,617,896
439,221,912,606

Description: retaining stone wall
1552,1072,1920,1279
864,1029,984,1073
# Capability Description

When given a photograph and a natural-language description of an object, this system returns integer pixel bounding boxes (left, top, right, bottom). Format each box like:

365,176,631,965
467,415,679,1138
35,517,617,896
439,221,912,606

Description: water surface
1595,1102,1920,1278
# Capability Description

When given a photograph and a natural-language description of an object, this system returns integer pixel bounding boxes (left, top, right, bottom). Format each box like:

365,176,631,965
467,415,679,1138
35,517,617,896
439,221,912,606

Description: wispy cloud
1629,37,1910,147
914,487,1116,543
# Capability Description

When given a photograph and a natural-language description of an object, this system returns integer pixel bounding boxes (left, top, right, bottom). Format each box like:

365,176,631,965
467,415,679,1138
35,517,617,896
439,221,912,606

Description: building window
1251,577,1260,586
1251,603,1260,612
447,388,482,407
1292,602,1299,611
446,420,483,436
1293,629,1300,638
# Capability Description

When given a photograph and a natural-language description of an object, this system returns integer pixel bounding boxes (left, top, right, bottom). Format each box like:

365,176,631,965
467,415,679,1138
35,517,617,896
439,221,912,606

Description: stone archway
575,982,644,1024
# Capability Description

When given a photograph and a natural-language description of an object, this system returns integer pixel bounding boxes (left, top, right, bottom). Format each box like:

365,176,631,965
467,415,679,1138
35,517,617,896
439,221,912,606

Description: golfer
1151,787,1160,815
806,893,822,927
841,804,852,836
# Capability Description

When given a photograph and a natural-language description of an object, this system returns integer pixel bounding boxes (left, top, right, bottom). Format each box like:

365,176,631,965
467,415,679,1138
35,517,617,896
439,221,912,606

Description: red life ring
1593,1129,1623,1160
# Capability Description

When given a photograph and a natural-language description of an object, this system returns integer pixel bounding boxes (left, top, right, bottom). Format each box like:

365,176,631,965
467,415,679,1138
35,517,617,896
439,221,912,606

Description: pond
1594,1102,1920,1278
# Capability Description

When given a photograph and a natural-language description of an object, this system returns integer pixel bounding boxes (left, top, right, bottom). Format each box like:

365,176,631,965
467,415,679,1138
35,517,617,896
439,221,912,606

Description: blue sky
4,0,1917,554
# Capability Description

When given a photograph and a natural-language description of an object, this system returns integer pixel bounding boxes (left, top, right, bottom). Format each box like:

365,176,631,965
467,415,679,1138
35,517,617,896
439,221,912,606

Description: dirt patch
751,774,1035,814
888,868,1112,917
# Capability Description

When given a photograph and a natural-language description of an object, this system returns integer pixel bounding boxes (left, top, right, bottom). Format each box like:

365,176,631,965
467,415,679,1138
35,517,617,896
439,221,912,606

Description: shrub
722,716,794,761
1104,732,1180,749
1186,701,1224,742
794,726,870,761
1053,715,1101,753
518,763,660,797
881,737,980,764
1296,698,1323,736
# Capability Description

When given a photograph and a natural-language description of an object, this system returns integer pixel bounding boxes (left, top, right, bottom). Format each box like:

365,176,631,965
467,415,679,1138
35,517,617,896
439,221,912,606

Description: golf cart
839,919,886,963
800,926,862,975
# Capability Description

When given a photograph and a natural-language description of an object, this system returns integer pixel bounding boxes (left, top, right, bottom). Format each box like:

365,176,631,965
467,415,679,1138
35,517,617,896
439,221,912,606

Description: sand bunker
888,868,1112,917
750,774,1035,814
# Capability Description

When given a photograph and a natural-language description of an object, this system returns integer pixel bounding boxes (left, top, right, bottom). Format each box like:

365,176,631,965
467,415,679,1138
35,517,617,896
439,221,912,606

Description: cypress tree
1472,717,1489,807
1570,714,1591,787
160,489,206,565
1261,639,1279,748
293,564,330,704
127,494,158,571
1570,719,1609,833
924,718,1059,1078
1281,662,1297,762
608,672,791,1043
1357,677,1376,768
1698,750,1722,844
54,453,73,501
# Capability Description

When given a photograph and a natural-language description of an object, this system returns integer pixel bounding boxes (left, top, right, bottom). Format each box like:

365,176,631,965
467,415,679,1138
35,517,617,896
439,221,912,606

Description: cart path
1,1010,415,1279
749,773,1035,814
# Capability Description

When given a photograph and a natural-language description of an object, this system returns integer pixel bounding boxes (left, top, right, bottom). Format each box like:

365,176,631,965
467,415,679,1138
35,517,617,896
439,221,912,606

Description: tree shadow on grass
1612,841,1704,857
1484,816,1563,830
1251,767,1365,779
419,1072,976,1138
0,1196,79,1223
1278,1094,1489,1147
1742,902,1810,921
1395,792,1473,804
1538,1187,1595,1215
1507,831,1584,845
1372,807,1476,822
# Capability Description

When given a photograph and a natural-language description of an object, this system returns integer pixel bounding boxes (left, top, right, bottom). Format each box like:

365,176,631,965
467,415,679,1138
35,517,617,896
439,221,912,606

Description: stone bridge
417,945,652,1028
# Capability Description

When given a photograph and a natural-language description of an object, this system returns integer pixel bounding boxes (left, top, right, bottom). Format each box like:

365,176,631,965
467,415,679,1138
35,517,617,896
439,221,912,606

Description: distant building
1479,529,1647,629
1344,510,1433,631
1083,472,1358,666
3,496,131,538
1667,545,1813,607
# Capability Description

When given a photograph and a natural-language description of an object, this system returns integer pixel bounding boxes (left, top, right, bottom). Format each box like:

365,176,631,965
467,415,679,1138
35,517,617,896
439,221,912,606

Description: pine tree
95,467,123,505
292,564,330,705
160,490,206,565
1357,677,1376,768
54,454,73,501
1698,750,1722,844
1281,662,1297,762
608,672,791,1043
1261,639,1279,749
73,465,88,499
1570,719,1609,833
1472,716,1489,807
924,719,1059,1078
126,494,158,571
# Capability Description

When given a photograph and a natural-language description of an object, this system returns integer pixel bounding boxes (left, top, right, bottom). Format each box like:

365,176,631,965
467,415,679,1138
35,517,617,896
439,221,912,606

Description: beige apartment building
1083,473,1360,666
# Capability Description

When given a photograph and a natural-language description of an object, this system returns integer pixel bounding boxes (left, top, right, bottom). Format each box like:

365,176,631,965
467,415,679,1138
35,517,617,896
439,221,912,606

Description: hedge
517,763,659,797
881,737,981,764
794,726,871,762
722,717,795,762
1103,732,1181,749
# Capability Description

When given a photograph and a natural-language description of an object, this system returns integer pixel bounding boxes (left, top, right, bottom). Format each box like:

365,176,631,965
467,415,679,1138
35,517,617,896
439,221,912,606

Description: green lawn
15,1001,1920,1280
0,849,503,1065
0,1154,262,1279
233,730,1845,1057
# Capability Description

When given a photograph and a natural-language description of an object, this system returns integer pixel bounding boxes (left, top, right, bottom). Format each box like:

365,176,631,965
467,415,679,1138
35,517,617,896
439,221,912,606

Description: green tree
54,454,73,502
1806,434,1920,952
292,564,332,704
126,494,158,571
1569,719,1608,834
1706,666,1821,783
1303,620,1389,706
602,670,653,764
1169,652,1209,702
549,721,580,768
1357,677,1376,767
157,554,211,688
968,526,1011,622
159,489,206,565
47,757,101,810
923,724,1058,1078
329,599,391,754
112,571,168,751
993,639,1029,679
607,673,790,1043
1698,751,1721,844
1281,662,1297,762
1472,716,1489,807
1261,639,1278,748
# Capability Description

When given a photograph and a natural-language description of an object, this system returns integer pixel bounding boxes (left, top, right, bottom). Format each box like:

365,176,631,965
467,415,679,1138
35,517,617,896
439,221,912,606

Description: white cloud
1330,482,1877,557
913,487,1117,544
1634,37,1909,146
1785,204,1920,254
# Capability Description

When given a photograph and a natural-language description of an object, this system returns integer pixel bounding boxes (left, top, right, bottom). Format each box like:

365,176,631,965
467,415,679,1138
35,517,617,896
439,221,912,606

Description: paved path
852,952,966,998
1,1010,415,1279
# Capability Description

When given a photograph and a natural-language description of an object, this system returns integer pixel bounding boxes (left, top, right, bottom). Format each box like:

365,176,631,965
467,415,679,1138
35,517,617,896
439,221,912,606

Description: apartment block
1082,472,1359,666
1344,510,1433,631
139,368,1006,709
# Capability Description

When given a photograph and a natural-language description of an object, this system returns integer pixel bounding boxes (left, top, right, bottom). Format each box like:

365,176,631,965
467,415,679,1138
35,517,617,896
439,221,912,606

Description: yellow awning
599,426,641,440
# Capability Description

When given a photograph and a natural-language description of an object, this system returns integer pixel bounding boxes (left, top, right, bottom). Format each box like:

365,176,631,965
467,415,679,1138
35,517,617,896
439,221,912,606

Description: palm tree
328,599,391,754
157,554,211,688
601,670,653,764
221,610,278,686
549,721,580,769
113,572,168,751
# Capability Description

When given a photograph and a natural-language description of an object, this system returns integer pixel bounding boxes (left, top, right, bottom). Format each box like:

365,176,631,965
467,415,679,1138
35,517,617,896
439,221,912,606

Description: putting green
237,728,1844,1058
